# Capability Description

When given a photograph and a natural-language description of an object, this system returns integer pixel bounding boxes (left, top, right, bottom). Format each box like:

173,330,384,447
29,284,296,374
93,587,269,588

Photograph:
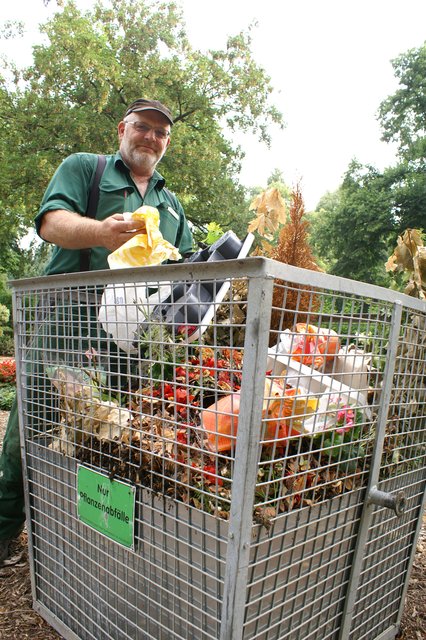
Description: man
0,98,193,564
37,98,193,272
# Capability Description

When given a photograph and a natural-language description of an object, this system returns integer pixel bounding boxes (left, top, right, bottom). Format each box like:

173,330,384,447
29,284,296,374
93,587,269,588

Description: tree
309,161,395,285
377,43,426,237
383,162,426,234
308,189,341,272
335,163,396,284
378,43,426,163
0,0,283,270
269,183,321,337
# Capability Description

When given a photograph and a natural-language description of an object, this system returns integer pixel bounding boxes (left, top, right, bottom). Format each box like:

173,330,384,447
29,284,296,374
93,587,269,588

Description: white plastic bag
98,282,171,353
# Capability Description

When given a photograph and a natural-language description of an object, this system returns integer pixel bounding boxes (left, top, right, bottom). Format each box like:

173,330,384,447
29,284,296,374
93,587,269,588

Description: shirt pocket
158,203,180,246
97,189,130,220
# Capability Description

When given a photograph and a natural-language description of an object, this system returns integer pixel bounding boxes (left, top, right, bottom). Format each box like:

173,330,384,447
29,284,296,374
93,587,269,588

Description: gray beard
120,138,164,176
128,149,157,173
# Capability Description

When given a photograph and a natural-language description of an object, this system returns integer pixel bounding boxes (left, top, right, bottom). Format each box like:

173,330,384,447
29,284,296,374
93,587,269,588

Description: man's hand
39,210,146,251
97,214,146,251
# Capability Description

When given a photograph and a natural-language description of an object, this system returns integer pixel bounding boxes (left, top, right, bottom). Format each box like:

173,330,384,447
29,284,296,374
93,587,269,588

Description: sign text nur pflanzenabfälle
78,491,130,523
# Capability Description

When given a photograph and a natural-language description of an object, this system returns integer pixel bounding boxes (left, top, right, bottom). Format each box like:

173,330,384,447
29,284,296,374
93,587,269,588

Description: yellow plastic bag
107,205,181,269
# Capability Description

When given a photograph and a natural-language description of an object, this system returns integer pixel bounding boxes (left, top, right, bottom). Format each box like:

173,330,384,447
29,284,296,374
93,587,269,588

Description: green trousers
0,399,25,540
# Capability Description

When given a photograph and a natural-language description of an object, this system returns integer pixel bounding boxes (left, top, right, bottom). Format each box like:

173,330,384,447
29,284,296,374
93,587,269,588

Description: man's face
118,110,171,175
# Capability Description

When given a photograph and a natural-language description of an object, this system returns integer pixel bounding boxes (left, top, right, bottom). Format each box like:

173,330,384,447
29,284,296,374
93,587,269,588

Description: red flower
175,387,189,403
202,465,224,486
162,383,175,400
217,358,228,369
176,429,187,444
188,369,201,382
177,402,195,418
177,324,197,336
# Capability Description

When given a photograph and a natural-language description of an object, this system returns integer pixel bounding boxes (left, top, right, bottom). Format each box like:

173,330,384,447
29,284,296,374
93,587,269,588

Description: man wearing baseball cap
35,97,192,273
0,98,193,564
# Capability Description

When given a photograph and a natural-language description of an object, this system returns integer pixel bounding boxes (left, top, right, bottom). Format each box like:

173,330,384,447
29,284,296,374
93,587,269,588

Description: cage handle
367,486,407,517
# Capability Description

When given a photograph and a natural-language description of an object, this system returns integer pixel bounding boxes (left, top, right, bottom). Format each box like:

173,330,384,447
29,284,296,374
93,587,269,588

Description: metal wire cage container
11,257,426,640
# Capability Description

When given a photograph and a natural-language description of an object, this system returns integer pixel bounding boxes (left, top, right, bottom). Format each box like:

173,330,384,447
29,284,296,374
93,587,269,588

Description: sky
1,0,426,209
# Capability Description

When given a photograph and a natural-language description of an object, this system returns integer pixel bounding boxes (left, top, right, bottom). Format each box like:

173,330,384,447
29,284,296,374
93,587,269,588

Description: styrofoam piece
266,350,368,408
274,329,371,392
323,346,372,390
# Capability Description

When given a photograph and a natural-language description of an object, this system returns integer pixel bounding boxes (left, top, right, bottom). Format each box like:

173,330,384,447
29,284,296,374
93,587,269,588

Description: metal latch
367,486,407,517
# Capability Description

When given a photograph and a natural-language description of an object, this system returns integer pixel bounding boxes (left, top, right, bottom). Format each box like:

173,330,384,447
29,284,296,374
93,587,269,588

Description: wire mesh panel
346,309,426,640
11,257,426,640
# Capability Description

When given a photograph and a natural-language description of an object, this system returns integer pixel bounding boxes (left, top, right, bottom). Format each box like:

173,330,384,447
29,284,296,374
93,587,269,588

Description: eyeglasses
123,120,170,140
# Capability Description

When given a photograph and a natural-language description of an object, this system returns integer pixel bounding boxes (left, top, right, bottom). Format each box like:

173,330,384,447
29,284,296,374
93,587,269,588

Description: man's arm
39,209,146,252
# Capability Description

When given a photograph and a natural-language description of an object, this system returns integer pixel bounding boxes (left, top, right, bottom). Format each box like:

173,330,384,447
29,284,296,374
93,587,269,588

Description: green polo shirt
35,152,193,275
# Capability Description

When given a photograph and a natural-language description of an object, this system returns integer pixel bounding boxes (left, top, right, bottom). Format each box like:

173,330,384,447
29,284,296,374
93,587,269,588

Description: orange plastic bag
201,380,317,452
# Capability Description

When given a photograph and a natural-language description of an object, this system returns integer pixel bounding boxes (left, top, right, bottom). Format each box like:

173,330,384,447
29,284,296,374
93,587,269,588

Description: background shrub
0,385,15,410
0,359,16,384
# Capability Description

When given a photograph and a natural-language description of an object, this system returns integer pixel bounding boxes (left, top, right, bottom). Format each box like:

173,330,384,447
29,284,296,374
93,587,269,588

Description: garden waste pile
48,311,377,521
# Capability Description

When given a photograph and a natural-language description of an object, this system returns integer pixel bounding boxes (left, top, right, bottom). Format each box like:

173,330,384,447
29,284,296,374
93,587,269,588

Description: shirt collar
114,151,166,190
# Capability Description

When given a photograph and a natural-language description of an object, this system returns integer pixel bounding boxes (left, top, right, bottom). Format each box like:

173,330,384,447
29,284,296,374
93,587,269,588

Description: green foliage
309,161,395,284
0,303,9,336
0,276,13,348
203,222,224,246
0,274,11,311
382,162,426,234
0,0,283,274
0,384,16,410
377,43,426,245
0,330,15,357
308,190,341,272
378,43,426,162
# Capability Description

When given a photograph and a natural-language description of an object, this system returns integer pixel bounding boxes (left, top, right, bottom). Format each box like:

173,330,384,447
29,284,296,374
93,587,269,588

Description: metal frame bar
9,257,426,313
220,273,275,640
394,478,426,630
12,288,39,607
337,301,403,639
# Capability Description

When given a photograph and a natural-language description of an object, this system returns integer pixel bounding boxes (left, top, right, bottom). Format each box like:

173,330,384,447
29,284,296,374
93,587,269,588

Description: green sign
77,465,135,548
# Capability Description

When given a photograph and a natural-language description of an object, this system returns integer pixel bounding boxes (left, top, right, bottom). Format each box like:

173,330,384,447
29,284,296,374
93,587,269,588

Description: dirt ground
0,409,424,640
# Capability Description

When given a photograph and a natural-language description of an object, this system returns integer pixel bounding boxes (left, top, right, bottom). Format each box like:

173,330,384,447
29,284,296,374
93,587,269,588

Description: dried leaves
248,187,287,239
385,228,426,299
48,365,131,455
